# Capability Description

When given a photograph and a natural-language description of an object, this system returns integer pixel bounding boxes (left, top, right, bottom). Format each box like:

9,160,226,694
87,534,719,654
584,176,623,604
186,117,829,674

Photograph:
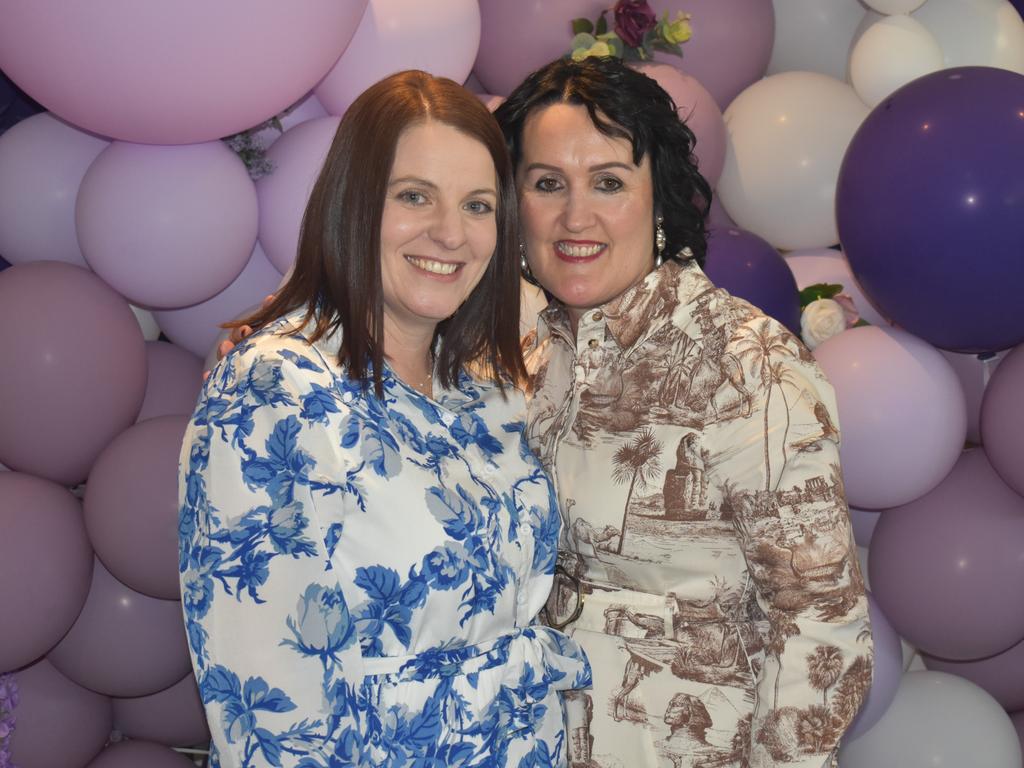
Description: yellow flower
572,40,614,61
663,13,692,45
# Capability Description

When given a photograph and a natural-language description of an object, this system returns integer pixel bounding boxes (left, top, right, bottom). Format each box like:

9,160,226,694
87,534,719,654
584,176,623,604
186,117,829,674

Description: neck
383,317,436,397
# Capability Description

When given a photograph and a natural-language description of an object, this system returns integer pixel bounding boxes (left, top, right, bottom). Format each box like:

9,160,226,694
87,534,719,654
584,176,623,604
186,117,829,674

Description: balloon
848,507,881,547
1015,711,1024,760
943,348,1005,445
630,63,726,187
0,473,93,672
707,195,736,229
813,326,966,509
924,637,1024,712
84,415,189,600
137,342,204,423
112,673,209,748
836,66,1024,353
0,2,366,144
839,671,1022,768
718,72,868,250
702,228,801,333
87,740,197,768
154,242,284,358
315,0,481,116
476,93,506,112
981,344,1024,495
864,0,927,12
0,262,147,485
0,112,107,267
869,449,1024,660
850,15,944,107
653,0,776,110
10,659,111,768
845,592,903,740
130,305,161,342
47,559,192,697
249,92,328,151
474,0,608,97
914,0,1024,74
255,117,340,274
76,140,257,309
767,0,866,81
783,249,887,327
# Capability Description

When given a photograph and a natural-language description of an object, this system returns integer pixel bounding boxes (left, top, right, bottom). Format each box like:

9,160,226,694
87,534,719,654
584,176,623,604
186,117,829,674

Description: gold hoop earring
655,216,666,267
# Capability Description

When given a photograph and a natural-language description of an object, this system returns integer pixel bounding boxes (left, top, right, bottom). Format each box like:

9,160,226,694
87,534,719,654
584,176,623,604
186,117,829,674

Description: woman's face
516,103,656,327
380,121,498,341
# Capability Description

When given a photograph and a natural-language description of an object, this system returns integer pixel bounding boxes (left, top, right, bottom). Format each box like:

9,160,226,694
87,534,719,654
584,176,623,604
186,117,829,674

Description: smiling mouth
405,255,461,275
555,241,605,261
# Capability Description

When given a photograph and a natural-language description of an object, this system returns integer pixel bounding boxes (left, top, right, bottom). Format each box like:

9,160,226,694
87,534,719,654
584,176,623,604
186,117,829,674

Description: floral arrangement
569,0,691,61
0,674,18,768
799,283,867,350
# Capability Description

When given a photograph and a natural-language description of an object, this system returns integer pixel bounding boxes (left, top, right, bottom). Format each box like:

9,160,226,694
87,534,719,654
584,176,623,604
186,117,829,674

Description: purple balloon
707,194,736,230
981,344,1024,496
87,740,196,768
0,473,93,672
846,592,903,740
10,658,111,768
924,636,1024,713
870,449,1024,661
837,67,1024,353
0,262,147,485
112,672,209,748
137,342,203,423
153,242,283,358
942,348,1006,446
849,506,882,548
47,559,191,697
84,415,189,600
703,227,801,334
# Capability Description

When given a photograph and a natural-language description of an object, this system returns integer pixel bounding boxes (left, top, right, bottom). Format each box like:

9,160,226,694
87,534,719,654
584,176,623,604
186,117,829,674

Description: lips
554,240,605,263
405,255,461,276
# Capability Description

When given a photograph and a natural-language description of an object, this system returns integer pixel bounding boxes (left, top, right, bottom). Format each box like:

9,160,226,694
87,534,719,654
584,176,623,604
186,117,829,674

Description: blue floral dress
178,313,591,768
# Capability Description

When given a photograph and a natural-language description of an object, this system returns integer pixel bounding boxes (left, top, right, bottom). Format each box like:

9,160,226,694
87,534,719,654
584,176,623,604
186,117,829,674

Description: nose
561,187,595,233
428,202,467,251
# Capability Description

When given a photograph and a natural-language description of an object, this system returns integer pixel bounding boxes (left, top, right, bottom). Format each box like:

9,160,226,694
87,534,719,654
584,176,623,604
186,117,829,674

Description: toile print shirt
178,312,591,768
524,261,872,768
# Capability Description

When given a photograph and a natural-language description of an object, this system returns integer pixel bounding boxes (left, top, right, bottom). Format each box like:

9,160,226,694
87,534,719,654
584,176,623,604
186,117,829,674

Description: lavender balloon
87,740,197,768
845,592,903,739
837,67,1024,353
112,672,210,748
870,449,1024,660
981,343,1024,496
137,341,203,423
924,636,1024,712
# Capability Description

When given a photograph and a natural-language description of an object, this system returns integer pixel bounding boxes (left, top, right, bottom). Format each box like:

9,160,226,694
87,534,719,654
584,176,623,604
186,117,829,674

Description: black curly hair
493,56,712,267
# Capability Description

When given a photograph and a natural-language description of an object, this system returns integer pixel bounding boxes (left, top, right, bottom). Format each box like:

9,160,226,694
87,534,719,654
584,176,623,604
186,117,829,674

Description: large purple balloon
703,228,801,334
112,673,210,748
87,740,196,768
981,344,1024,496
846,592,903,740
137,341,203,423
84,415,189,600
924,636,1024,712
0,473,93,672
0,262,147,485
10,658,111,768
47,559,192,697
837,67,1024,353
870,449,1024,660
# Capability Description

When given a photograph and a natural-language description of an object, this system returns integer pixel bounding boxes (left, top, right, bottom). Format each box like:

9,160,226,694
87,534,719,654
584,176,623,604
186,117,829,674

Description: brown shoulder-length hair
236,70,525,396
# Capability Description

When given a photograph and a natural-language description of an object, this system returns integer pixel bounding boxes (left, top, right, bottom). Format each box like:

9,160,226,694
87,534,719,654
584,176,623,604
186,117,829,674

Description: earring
519,242,532,277
655,216,666,267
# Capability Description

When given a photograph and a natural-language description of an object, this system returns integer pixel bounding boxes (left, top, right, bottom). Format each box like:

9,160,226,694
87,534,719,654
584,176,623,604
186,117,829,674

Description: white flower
801,298,848,350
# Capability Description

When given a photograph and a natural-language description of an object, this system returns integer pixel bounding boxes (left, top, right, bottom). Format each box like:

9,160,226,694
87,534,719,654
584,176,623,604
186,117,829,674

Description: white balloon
913,0,1024,74
718,73,869,250
840,671,1023,768
768,0,866,80
850,15,944,107
900,639,919,671
129,305,161,342
863,0,927,14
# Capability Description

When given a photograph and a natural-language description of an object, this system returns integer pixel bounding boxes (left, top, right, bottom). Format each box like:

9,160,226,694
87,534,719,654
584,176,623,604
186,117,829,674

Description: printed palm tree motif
806,645,844,707
611,428,663,555
766,608,801,710
831,655,872,724
795,704,839,754
735,319,799,491
769,360,802,468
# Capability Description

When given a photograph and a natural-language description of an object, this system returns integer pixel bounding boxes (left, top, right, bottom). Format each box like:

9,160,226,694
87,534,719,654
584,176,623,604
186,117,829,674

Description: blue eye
465,200,494,214
398,190,427,205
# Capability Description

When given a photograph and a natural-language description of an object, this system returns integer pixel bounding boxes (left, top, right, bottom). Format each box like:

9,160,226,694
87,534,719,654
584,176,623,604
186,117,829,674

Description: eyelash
533,175,624,193
396,190,493,214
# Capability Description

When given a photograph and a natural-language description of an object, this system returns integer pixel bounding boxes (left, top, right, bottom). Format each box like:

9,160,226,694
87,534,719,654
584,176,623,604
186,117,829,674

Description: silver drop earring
655,216,666,267
519,242,531,276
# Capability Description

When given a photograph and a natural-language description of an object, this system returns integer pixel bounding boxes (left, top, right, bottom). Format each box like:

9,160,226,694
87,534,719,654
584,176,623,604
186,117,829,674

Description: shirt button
588,338,599,349
592,311,603,321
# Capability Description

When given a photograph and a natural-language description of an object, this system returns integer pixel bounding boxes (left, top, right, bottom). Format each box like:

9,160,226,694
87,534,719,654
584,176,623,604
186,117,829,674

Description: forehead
390,120,496,178
519,102,639,166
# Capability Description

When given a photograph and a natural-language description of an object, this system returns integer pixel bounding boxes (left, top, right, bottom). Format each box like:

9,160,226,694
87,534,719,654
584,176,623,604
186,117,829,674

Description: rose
613,0,657,48
283,584,355,657
801,298,849,350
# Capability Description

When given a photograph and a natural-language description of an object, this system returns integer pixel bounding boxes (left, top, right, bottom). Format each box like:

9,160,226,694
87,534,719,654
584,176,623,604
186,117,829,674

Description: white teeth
407,256,459,275
555,242,604,258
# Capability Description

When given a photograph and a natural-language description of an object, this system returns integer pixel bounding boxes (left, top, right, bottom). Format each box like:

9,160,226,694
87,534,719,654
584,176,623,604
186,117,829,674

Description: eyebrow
389,176,497,197
523,161,635,174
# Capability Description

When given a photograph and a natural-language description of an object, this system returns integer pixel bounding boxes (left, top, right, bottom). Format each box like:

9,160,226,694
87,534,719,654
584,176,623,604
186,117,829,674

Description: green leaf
798,282,844,307
571,17,594,35
606,36,625,58
853,318,871,327
570,32,597,50
595,10,608,36
652,40,684,57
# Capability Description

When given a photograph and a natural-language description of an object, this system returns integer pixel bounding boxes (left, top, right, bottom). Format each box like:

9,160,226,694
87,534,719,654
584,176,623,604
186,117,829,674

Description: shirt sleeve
178,346,367,768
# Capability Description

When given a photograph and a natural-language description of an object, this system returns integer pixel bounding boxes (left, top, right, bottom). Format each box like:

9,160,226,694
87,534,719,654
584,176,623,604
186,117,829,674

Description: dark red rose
614,0,658,48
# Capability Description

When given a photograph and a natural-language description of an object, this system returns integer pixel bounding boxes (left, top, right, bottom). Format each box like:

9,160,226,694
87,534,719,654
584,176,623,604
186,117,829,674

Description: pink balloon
654,0,776,110
631,63,726,186
47,559,191,697
981,344,1024,496
137,342,203,423
84,415,189,600
87,740,196,768
0,1,367,144
942,348,1006,446
0,112,107,267
475,0,607,97
924,636,1024,712
255,117,340,274
153,242,284,358
315,0,481,116
0,262,147,485
10,659,111,768
849,506,882,547
476,93,506,112
112,673,209,748
784,249,888,326
0,473,93,672
814,326,967,509
846,592,904,740
250,91,328,151
76,141,257,309
708,194,737,229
